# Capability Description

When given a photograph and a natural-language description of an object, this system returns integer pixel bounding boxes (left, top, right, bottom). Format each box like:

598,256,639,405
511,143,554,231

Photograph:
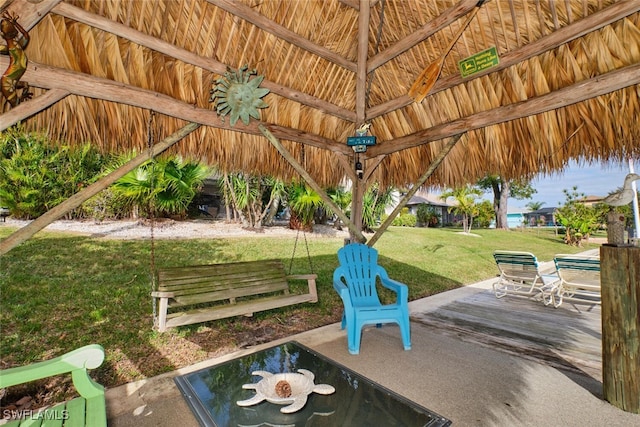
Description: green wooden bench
0,344,106,427
152,259,318,332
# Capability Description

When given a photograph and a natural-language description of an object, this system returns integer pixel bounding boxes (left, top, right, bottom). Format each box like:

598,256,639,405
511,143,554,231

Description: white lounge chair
548,254,601,308
492,250,559,303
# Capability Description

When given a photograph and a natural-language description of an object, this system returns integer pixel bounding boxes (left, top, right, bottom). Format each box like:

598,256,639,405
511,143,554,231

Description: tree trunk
494,181,510,229
264,197,280,225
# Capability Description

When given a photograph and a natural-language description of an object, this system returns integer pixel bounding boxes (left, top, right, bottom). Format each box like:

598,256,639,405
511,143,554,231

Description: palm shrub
390,207,417,227
416,203,440,227
219,172,283,228
441,185,483,233
362,184,393,232
287,181,322,231
325,186,351,230
0,127,107,219
110,156,211,219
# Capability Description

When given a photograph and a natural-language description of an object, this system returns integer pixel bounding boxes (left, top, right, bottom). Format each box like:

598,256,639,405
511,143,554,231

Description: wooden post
600,245,640,414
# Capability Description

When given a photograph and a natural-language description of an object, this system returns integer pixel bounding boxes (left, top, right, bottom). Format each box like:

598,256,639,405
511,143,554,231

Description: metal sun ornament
210,65,270,126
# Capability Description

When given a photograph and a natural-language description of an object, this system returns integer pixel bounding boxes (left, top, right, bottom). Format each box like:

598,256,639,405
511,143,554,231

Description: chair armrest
540,273,560,287
380,276,408,302
0,344,105,398
287,274,318,281
333,279,349,297
333,276,354,310
151,291,175,298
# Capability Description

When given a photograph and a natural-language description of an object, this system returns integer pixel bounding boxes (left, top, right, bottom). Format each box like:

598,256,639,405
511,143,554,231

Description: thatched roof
2,0,639,190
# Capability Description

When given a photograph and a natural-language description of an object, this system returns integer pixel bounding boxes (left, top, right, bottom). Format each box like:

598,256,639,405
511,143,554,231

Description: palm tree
441,185,483,233
263,176,287,226
362,184,394,232
526,201,545,211
154,157,211,217
287,182,322,231
326,186,351,230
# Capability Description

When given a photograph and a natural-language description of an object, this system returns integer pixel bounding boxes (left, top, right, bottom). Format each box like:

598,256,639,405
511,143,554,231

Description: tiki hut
2,0,640,413
1,0,639,240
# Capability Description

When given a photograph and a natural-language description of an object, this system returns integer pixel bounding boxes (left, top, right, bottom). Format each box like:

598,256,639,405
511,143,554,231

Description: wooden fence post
600,245,640,413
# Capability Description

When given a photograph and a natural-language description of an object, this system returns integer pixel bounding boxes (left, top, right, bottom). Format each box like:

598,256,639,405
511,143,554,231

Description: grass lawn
0,223,597,402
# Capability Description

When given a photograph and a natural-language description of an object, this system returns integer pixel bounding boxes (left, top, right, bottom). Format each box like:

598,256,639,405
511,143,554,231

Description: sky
507,159,640,208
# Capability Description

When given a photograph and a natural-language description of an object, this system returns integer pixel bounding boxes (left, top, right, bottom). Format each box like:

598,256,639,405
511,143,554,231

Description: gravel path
1,218,351,240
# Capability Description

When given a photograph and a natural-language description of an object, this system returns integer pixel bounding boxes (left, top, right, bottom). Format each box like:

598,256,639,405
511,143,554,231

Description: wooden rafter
367,0,478,72
46,0,640,127
1,56,353,156
207,0,357,72
367,63,640,157
367,0,640,120
53,2,356,123
0,89,69,130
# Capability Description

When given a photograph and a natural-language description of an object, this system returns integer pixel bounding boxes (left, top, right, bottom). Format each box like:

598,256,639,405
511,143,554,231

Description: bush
389,208,417,227
416,203,440,227
0,128,108,219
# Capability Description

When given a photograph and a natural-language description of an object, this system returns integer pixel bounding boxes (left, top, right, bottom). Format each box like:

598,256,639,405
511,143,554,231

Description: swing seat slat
152,260,317,332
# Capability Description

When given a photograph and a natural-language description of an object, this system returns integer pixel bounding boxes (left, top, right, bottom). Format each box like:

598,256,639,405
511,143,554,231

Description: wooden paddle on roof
409,0,487,103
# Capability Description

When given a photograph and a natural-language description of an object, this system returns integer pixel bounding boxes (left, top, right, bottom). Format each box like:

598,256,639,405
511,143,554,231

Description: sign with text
458,46,499,78
347,136,376,147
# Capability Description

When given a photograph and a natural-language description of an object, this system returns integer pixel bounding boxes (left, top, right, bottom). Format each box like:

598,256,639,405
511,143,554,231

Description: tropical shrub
110,155,211,219
287,181,323,231
416,203,440,227
391,208,417,227
0,127,107,219
555,187,602,246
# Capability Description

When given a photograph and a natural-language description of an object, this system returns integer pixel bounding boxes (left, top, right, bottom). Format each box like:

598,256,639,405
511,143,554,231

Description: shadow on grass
178,252,462,354
0,232,461,398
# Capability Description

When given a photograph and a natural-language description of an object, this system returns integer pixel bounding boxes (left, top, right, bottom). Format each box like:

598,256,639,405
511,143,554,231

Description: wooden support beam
366,0,640,120
0,56,352,156
258,124,366,244
368,63,640,157
367,134,462,247
600,245,640,414
53,2,355,122
355,0,370,124
5,0,61,30
0,122,200,256
207,0,356,73
0,89,68,131
367,0,478,72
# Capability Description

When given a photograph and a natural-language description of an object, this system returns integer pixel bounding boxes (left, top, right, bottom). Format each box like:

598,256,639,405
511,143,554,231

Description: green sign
458,46,499,78
347,136,376,147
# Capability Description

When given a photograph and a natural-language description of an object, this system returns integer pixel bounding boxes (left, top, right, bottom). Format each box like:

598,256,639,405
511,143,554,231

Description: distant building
490,208,528,228
579,195,605,207
525,207,558,227
387,190,458,226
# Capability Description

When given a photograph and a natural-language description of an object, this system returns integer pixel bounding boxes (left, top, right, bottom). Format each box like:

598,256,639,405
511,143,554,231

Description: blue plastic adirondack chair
333,243,411,355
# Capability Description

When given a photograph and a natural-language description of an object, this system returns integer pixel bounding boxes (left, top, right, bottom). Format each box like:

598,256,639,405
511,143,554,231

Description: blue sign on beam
347,136,376,147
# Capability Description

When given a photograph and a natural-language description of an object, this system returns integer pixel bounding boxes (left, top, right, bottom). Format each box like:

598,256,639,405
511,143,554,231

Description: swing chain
288,227,314,275
147,111,158,329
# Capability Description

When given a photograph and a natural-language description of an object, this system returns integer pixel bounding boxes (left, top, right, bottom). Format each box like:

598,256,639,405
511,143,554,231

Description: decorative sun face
210,65,270,126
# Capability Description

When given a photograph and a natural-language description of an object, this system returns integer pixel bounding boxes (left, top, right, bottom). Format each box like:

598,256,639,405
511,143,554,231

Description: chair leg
340,312,347,330
400,317,411,351
348,322,363,355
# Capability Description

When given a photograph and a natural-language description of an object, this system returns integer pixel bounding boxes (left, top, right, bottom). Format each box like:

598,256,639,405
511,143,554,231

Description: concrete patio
106,260,640,426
